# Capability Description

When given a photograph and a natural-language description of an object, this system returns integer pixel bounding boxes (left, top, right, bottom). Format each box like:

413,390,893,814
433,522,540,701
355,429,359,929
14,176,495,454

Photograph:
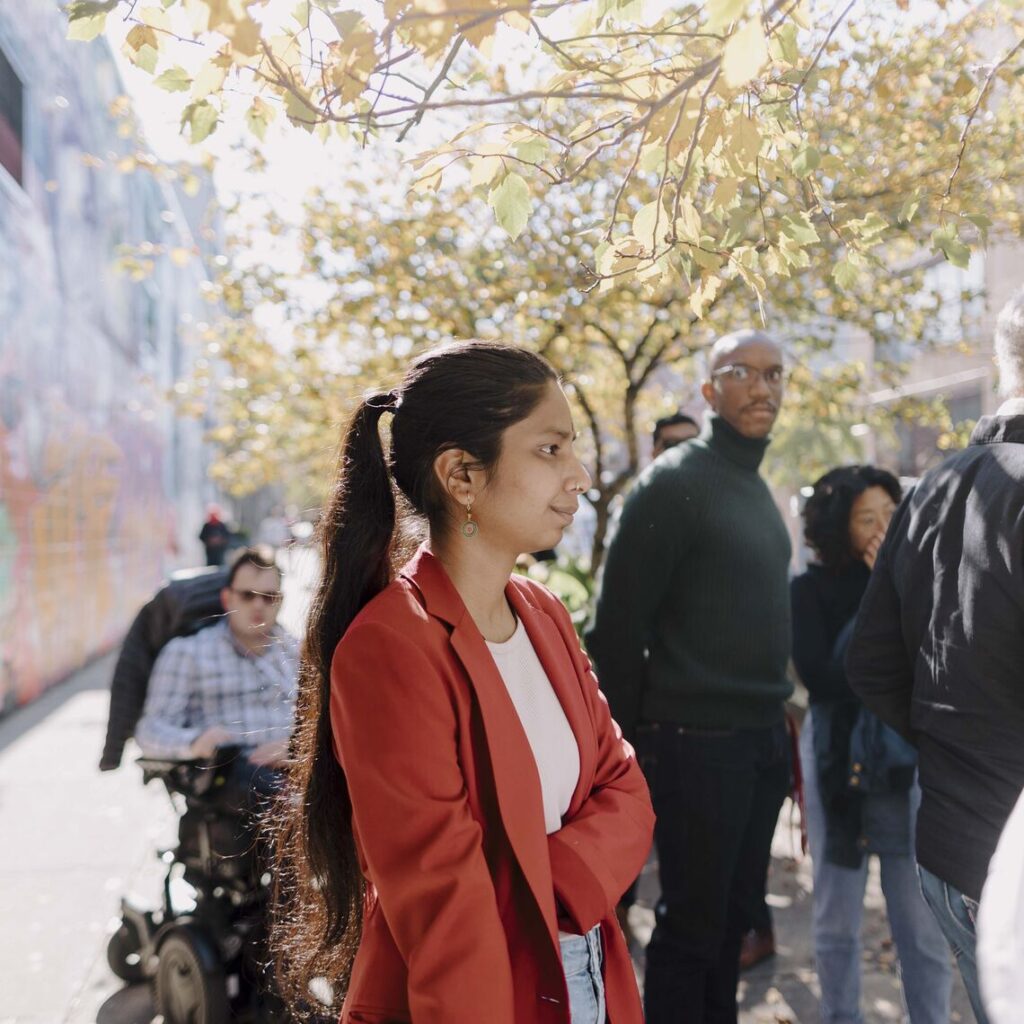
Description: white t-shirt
978,784,1024,1023
486,618,581,835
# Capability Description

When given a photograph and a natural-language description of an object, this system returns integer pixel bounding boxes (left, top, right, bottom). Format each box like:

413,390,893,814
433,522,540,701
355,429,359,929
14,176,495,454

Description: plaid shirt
135,620,299,759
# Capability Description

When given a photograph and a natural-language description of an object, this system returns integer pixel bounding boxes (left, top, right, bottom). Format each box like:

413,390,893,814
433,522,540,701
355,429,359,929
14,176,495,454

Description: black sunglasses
230,588,283,605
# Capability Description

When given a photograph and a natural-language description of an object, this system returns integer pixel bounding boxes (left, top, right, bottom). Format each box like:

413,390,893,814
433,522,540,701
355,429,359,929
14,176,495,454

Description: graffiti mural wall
0,3,214,710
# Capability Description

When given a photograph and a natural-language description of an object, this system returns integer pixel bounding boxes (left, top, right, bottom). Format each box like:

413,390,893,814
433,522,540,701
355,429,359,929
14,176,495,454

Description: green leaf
488,173,532,241
769,22,799,65
832,258,858,290
965,213,992,240
852,211,887,244
706,0,748,33
188,101,219,144
898,190,924,225
66,0,118,41
780,211,819,246
134,44,160,74
155,67,192,93
931,225,971,269
285,90,318,132
792,144,820,178
514,138,548,164
722,17,769,89
246,98,275,142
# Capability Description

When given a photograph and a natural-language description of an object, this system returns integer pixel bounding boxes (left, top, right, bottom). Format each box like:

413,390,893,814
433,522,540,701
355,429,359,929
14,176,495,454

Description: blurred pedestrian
793,466,951,1024
199,504,232,566
847,288,1024,1024
587,329,793,1024
651,411,699,458
270,341,654,1024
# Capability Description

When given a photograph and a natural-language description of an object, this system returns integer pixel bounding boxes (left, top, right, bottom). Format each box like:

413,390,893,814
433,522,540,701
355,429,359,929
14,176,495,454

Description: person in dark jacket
587,329,793,1024
846,288,1024,1024
199,505,232,566
793,466,950,1024
99,564,228,771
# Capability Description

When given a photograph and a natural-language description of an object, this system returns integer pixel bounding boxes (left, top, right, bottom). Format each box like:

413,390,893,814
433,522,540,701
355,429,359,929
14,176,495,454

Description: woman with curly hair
792,466,952,1024
270,340,654,1024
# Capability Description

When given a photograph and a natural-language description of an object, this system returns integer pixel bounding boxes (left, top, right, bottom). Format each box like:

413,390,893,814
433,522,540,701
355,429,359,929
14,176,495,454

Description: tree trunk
588,491,613,579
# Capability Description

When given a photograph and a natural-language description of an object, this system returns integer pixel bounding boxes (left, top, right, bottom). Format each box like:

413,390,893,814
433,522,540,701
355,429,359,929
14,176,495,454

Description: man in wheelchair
135,546,297,770
104,546,299,1023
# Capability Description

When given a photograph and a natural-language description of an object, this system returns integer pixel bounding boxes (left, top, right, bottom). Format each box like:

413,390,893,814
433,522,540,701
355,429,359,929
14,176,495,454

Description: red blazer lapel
401,548,560,949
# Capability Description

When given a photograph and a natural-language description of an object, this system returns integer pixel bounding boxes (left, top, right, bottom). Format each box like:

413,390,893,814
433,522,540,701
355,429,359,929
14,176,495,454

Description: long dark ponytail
270,341,557,1015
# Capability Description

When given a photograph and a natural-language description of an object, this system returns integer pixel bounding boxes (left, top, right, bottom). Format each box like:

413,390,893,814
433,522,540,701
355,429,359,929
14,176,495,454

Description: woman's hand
863,533,884,571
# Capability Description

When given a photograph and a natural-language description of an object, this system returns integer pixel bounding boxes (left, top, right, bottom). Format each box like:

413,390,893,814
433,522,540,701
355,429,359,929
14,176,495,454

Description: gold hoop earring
461,501,478,538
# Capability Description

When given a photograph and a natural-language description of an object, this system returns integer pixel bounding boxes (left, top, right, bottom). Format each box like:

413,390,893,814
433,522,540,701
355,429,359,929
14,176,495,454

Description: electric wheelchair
106,745,288,1024
99,568,288,1022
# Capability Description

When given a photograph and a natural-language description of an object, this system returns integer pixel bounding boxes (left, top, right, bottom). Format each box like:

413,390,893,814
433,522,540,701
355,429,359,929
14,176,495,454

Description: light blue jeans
559,925,605,1024
801,717,952,1023
917,865,990,1024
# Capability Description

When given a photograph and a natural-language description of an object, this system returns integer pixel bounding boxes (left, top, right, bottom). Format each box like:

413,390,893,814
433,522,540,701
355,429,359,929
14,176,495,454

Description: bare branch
397,36,464,142
944,34,1024,199
793,0,858,127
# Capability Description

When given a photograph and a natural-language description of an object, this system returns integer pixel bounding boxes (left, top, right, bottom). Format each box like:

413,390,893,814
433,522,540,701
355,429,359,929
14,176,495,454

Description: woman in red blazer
271,341,654,1024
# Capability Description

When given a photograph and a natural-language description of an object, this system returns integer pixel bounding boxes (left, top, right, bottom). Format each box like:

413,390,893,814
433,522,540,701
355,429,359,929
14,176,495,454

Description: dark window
0,45,23,185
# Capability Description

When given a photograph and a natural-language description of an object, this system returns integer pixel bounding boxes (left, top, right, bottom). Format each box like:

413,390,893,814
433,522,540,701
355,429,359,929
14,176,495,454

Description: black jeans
640,719,791,1024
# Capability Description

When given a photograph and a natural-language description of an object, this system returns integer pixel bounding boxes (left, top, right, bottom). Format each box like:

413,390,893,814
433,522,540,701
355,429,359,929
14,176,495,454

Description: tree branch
944,34,1024,199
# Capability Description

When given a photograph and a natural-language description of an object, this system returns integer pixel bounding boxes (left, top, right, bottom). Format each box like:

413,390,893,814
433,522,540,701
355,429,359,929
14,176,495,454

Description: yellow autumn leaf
722,18,768,89
706,0,748,33
675,198,702,243
632,201,669,251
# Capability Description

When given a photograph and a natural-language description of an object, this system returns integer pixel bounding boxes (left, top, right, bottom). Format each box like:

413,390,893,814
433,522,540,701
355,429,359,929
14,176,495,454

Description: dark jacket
792,564,914,866
846,413,1024,900
99,567,228,770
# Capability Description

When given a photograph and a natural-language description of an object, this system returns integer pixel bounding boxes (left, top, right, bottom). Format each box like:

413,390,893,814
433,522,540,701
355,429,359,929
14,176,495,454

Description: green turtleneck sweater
586,414,793,739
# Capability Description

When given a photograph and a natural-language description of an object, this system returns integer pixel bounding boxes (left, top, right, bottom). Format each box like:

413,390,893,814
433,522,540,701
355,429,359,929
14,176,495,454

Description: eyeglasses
230,588,283,606
711,363,787,388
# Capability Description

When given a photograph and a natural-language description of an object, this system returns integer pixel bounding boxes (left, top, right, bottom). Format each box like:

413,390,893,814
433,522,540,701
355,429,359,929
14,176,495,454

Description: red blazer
329,546,655,1024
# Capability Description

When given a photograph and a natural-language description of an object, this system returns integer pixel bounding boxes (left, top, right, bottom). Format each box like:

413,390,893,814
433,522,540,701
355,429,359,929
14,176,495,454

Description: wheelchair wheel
106,917,146,984
155,925,230,1024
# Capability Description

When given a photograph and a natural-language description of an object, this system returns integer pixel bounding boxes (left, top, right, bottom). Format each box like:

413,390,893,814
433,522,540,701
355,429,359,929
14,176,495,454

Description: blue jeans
917,865,990,1024
559,926,605,1024
801,719,951,1024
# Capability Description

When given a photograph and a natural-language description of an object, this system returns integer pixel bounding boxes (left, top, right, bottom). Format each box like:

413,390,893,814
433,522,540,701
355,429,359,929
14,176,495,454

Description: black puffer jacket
99,567,228,770
847,413,1024,900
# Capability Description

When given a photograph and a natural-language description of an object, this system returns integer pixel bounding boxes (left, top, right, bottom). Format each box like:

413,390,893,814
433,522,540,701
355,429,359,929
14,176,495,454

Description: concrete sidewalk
0,653,175,1024
1,650,970,1023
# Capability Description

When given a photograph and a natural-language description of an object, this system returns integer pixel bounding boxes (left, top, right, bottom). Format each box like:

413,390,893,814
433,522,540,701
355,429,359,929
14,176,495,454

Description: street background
0,549,970,1024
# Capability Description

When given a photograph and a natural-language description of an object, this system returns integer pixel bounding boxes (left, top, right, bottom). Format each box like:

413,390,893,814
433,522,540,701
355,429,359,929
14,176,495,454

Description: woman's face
848,485,897,558
471,380,592,556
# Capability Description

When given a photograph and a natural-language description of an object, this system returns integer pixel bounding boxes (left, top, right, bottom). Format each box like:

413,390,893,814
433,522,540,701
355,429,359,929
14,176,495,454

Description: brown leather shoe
738,928,776,971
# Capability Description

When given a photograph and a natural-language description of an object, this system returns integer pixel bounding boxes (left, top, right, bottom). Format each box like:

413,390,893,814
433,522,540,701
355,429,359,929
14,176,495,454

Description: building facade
0,2,218,712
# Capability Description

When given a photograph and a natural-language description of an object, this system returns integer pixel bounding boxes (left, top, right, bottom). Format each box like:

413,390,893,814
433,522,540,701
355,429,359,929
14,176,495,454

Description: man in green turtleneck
586,329,793,1024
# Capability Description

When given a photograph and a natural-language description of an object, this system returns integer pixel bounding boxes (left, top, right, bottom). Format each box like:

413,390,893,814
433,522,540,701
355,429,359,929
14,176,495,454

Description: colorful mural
0,4,214,709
